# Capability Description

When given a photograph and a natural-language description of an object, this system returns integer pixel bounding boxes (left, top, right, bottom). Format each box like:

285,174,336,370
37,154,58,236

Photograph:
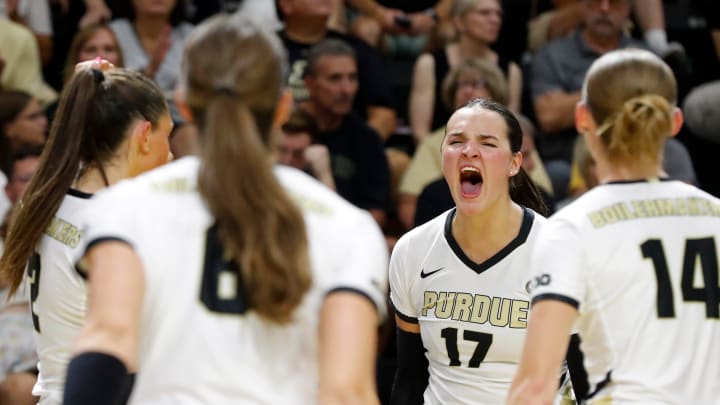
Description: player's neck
452,200,523,264
595,159,665,184
73,161,130,194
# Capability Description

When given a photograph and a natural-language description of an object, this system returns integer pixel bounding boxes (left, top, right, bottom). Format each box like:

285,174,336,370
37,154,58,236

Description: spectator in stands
529,0,680,58
0,145,43,405
531,0,644,200
109,0,193,98
276,0,397,141
278,107,336,190
0,0,53,64
0,19,57,106
302,39,392,226
409,0,522,144
0,91,47,183
62,23,123,84
345,0,454,54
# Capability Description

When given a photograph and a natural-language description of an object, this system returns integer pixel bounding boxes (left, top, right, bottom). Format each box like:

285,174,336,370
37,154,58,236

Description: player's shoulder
395,209,451,254
99,157,199,200
274,165,372,225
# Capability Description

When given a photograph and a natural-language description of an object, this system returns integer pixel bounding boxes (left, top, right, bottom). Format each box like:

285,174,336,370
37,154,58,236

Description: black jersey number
641,237,719,319
27,252,41,333
199,225,248,315
440,327,493,368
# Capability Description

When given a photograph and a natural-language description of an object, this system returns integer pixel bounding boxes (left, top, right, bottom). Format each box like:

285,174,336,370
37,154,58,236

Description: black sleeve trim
326,287,379,313
532,293,580,309
85,237,134,253
74,263,88,280
390,302,418,324
76,237,134,280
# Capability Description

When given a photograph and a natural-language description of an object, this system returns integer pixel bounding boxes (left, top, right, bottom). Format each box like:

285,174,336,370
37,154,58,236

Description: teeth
461,167,480,173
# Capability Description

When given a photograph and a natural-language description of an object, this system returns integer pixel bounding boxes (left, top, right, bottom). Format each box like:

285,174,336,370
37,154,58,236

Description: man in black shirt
276,0,397,141
303,39,392,227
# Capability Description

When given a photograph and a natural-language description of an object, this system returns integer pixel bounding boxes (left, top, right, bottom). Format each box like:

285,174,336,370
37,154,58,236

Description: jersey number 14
641,237,719,319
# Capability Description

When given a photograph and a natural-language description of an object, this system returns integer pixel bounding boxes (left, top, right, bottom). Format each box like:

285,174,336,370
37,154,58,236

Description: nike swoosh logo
420,267,444,278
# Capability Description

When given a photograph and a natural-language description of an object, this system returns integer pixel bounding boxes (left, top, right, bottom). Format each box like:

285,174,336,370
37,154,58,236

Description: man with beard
530,0,645,200
303,39,392,227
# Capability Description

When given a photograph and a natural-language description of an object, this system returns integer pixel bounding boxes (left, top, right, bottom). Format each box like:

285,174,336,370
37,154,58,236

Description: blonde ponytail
598,94,673,163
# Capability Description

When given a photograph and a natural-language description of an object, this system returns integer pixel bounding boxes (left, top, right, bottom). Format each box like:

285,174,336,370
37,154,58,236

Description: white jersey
29,190,92,404
531,179,720,404
390,207,547,404
78,157,389,405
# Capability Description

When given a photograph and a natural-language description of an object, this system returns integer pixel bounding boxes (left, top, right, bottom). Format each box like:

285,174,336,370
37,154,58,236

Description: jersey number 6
200,225,248,315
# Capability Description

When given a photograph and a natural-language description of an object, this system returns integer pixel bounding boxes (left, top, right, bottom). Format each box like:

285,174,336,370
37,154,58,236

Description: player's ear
575,102,596,136
669,107,684,138
130,120,152,155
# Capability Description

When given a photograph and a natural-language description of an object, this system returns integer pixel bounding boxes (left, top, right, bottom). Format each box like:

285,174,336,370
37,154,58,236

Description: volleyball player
509,48,720,404
390,99,549,404
62,13,388,404
0,62,173,404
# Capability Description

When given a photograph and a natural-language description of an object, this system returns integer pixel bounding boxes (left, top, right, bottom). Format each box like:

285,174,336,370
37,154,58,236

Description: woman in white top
509,48,720,404
0,62,173,404
390,98,549,404
62,13,388,405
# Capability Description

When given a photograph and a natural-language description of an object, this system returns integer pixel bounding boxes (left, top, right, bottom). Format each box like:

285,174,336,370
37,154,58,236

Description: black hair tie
214,86,237,97
91,69,105,84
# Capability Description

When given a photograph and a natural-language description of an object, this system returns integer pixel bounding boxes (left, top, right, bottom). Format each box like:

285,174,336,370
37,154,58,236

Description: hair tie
214,86,237,97
91,69,105,84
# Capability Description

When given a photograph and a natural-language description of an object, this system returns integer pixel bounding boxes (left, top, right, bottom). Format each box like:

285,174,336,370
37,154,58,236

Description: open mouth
460,166,483,197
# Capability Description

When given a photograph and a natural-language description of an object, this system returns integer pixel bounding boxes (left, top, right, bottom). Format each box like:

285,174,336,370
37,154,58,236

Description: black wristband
64,352,133,405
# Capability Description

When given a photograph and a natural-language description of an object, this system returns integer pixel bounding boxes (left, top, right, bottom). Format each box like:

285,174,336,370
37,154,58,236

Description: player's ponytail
510,167,549,217
0,71,97,296
0,68,167,297
185,13,311,324
198,93,311,324
597,94,673,163
583,48,677,167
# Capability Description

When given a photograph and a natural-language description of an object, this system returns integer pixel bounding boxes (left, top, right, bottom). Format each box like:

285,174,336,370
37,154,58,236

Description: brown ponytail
510,167,549,217
0,68,167,296
184,13,311,323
